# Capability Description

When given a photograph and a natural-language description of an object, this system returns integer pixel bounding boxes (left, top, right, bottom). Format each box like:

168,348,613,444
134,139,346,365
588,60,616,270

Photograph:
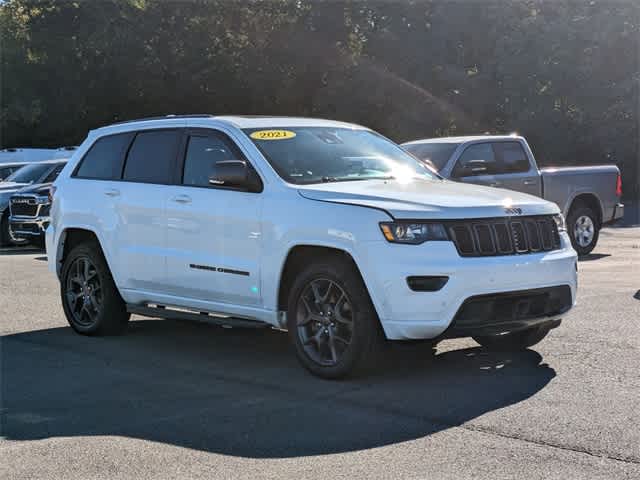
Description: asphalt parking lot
1,227,639,479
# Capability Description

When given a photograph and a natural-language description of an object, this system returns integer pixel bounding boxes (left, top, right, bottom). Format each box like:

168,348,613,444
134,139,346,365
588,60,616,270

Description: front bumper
357,233,578,340
9,215,49,239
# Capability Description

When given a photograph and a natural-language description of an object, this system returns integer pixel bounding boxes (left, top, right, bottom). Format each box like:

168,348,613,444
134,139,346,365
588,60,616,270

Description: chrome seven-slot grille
10,195,41,217
447,215,561,257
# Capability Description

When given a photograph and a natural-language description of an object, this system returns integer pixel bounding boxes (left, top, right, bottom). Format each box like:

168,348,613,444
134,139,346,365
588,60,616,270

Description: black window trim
176,127,264,193
453,140,531,178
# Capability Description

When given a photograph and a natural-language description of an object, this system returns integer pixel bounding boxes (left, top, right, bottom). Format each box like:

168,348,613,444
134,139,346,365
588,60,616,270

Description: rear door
113,129,181,292
490,141,540,196
164,128,263,306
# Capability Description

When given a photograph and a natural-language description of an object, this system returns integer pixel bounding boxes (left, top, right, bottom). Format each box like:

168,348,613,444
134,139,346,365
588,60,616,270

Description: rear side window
182,134,241,187
75,132,133,180
123,130,180,184
493,142,530,174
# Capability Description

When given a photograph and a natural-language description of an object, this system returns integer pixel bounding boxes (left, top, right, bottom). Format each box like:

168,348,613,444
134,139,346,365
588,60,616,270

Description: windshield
5,163,51,184
244,127,439,185
402,143,460,171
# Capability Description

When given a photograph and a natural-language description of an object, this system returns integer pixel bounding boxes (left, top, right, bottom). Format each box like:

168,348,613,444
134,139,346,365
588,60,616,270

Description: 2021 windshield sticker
250,130,297,140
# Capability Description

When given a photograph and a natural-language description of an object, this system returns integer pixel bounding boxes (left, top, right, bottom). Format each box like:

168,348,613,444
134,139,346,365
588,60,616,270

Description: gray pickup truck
402,135,624,255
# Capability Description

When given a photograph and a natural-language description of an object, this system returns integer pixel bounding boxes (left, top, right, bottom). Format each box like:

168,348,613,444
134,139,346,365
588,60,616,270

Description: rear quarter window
75,132,134,180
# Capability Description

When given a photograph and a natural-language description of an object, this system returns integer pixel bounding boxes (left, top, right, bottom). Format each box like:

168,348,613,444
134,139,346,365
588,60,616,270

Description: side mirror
456,159,488,177
209,160,262,192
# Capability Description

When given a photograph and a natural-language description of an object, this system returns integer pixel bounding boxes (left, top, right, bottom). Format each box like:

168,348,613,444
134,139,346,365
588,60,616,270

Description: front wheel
60,241,130,335
473,325,552,351
287,257,384,379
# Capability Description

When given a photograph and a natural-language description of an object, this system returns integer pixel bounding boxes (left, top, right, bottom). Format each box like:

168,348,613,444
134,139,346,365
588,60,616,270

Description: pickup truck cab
402,136,624,255
47,116,577,378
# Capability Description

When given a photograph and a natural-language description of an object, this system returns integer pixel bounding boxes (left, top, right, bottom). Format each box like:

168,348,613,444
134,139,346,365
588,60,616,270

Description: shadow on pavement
1,319,555,458
578,253,611,262
0,247,43,256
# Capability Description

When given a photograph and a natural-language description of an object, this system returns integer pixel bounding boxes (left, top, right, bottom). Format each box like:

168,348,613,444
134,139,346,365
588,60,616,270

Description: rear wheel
473,325,551,351
567,205,599,256
287,256,384,379
60,241,129,335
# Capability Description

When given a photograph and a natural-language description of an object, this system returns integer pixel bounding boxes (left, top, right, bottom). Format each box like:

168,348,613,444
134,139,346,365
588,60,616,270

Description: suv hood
0,181,28,192
13,182,51,196
297,178,558,219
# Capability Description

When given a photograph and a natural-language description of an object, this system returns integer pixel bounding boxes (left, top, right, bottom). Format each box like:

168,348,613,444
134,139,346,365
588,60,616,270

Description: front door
452,141,541,197
165,129,263,307
490,141,541,196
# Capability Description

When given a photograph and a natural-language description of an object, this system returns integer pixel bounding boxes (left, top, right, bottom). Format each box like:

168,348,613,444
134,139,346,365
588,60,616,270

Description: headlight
553,213,566,232
380,222,449,244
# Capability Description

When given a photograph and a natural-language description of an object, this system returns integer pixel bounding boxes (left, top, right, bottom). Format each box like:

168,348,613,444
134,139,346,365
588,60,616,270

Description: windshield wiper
321,175,394,183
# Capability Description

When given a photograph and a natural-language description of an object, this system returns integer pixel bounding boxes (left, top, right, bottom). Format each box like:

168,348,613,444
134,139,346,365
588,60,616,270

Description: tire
0,211,28,247
286,256,384,379
60,241,130,335
567,205,599,256
473,325,551,351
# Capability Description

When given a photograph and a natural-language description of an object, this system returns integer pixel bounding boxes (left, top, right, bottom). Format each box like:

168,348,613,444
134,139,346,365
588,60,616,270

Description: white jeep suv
47,115,577,378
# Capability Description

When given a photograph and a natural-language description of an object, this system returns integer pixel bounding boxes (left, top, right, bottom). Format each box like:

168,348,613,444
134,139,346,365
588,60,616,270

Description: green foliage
1,0,638,199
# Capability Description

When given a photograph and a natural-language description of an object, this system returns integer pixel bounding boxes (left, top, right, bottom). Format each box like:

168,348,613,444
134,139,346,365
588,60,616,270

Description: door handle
104,188,120,197
171,195,192,204
523,180,537,186
489,182,502,187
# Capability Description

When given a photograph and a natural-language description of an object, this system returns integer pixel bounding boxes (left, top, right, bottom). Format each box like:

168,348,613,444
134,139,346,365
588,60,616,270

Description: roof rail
108,114,215,127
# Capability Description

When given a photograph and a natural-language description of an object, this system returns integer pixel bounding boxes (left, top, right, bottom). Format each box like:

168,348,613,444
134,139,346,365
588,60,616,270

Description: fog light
406,276,449,292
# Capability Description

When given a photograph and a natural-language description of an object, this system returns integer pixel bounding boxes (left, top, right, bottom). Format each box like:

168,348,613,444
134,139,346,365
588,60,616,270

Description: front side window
454,143,497,177
123,130,180,184
243,127,439,185
75,132,133,180
5,163,52,184
182,134,240,187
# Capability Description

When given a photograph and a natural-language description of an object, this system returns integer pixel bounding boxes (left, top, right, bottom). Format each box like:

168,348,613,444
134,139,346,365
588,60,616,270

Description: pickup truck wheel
60,242,130,335
567,206,599,256
287,258,383,379
473,325,551,351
